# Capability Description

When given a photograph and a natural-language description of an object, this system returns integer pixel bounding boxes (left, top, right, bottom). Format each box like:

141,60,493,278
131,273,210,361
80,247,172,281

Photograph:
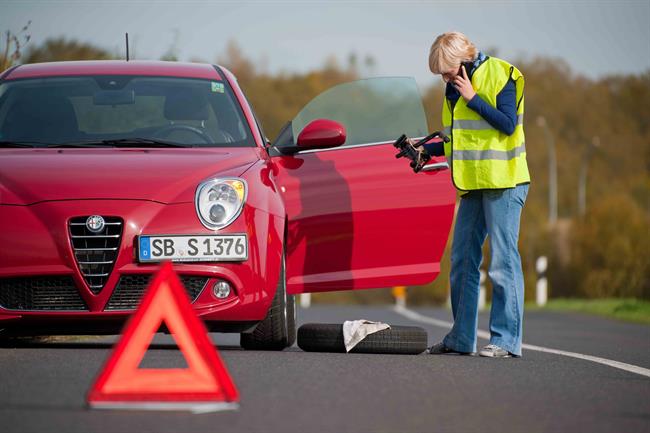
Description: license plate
138,234,248,262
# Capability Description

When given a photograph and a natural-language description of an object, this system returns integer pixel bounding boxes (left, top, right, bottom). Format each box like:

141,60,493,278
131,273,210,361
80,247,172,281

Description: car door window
275,77,428,150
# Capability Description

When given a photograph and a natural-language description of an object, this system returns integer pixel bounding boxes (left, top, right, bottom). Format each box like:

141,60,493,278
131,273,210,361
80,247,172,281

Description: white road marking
394,305,650,379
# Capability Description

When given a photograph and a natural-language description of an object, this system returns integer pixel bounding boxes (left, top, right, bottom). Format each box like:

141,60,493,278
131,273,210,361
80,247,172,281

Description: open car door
271,77,456,294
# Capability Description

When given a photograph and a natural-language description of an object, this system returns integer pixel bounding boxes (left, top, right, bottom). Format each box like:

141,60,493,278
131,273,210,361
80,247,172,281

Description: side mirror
296,119,346,150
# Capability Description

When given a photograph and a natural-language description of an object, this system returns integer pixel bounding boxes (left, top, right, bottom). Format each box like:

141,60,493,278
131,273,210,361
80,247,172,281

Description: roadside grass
527,298,650,325
311,291,650,325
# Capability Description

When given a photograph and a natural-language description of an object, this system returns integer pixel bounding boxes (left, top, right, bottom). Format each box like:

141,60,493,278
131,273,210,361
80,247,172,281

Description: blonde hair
429,32,477,74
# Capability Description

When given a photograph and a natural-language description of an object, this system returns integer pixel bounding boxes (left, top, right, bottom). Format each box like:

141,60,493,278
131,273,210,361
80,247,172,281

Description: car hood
0,147,260,205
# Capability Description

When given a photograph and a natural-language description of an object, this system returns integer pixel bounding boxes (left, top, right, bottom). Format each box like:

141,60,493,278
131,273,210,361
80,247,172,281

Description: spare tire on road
297,323,428,355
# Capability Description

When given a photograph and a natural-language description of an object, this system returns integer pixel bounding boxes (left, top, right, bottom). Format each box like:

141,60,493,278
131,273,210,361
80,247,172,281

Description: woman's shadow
275,154,354,291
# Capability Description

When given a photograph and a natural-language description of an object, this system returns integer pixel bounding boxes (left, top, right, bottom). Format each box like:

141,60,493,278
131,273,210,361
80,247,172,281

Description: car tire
240,251,296,350
297,323,428,355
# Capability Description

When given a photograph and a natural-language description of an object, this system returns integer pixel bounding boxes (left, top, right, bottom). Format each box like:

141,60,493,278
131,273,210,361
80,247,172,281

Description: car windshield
0,75,255,147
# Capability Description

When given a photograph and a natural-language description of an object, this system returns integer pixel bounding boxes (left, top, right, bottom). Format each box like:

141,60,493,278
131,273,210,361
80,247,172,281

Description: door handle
421,161,449,172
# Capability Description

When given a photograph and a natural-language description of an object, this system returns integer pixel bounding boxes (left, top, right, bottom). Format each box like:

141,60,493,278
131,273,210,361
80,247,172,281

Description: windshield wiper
49,138,191,148
0,141,42,148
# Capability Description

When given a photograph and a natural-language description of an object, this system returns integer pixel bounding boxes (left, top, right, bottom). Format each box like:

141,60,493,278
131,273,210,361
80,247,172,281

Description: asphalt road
1,305,649,433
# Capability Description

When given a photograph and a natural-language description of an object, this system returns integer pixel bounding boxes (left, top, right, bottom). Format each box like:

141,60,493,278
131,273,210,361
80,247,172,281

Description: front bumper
0,199,284,331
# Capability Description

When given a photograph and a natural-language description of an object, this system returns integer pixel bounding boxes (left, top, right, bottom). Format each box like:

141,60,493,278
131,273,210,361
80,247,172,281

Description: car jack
393,131,450,173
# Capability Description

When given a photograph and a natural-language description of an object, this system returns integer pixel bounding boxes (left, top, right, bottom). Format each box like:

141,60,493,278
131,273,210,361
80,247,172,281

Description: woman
423,32,530,358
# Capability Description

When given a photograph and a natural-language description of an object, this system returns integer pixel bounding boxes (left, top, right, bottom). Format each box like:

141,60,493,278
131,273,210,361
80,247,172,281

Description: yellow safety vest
442,57,530,191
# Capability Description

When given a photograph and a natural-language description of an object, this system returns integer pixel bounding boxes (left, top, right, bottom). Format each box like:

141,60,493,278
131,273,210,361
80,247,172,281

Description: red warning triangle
87,262,239,411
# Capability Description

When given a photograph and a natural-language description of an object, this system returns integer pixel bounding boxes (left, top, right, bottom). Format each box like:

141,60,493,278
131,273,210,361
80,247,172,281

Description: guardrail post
300,293,311,309
392,286,406,308
536,256,548,306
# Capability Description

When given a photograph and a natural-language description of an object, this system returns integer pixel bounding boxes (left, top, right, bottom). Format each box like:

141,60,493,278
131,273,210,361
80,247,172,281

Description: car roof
4,60,224,81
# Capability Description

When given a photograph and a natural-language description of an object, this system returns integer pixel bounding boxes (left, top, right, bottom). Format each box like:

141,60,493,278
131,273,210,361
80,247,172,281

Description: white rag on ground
342,320,391,352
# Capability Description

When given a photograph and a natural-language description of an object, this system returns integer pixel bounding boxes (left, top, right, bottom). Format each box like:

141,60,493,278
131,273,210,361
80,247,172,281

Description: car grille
0,276,88,311
105,274,209,311
69,216,123,295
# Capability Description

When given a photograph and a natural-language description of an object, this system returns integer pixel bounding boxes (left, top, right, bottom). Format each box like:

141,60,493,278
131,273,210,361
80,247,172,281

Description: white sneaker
479,344,511,358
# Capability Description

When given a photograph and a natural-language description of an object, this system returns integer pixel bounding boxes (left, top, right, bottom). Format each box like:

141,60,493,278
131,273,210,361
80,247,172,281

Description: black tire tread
297,323,427,355
240,253,295,350
286,294,296,346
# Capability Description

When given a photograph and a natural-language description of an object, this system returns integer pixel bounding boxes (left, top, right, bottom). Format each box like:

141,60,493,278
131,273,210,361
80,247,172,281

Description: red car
0,60,455,349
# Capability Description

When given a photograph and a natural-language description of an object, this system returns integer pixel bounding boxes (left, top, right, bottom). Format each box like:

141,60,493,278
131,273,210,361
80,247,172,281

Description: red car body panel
0,60,456,332
0,147,259,205
273,145,455,294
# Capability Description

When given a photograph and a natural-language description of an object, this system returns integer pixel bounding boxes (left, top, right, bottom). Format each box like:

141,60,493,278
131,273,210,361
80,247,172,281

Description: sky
1,0,649,88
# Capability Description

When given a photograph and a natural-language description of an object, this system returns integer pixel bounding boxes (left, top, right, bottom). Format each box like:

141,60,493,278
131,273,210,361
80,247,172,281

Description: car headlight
195,178,247,230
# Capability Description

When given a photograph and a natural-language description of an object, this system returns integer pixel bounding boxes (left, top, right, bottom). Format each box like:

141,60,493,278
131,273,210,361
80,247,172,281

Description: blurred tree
569,195,649,299
0,21,31,71
347,52,358,74
218,40,256,83
218,41,357,139
160,29,180,61
363,54,376,76
24,37,113,63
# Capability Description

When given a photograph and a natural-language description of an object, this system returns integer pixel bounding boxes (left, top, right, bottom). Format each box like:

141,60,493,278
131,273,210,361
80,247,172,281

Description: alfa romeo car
0,60,455,349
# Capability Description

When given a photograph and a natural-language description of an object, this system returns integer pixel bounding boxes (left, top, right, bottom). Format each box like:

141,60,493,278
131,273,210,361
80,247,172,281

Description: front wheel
240,251,296,350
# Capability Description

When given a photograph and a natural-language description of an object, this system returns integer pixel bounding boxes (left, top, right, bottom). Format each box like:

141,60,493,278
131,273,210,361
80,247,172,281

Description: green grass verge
527,298,650,324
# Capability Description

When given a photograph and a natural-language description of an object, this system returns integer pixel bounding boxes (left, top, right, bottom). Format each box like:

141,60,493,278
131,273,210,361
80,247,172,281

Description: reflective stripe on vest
453,142,526,161
453,114,524,131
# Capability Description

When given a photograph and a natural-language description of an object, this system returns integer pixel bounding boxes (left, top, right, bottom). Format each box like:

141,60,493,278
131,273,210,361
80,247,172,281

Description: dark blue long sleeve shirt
424,53,517,156
467,80,517,134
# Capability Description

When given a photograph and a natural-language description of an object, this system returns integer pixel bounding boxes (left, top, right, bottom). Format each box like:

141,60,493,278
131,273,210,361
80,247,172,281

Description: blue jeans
443,184,529,356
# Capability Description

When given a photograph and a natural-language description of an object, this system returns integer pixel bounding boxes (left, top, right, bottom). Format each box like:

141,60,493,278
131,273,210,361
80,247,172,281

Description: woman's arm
466,79,517,135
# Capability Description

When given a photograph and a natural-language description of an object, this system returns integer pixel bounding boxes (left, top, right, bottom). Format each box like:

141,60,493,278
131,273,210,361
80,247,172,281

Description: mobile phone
459,61,473,76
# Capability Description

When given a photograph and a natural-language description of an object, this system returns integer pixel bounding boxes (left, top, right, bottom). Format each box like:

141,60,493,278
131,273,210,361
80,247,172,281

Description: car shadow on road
0,339,244,351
